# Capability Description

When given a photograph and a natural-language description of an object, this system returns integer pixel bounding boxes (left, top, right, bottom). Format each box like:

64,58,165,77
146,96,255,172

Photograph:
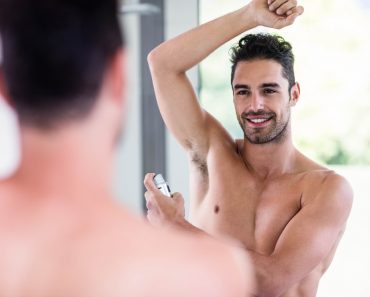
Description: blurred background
0,0,369,295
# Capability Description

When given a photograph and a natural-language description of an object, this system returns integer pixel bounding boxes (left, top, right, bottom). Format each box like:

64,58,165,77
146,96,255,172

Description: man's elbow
147,48,160,72
147,45,185,75
147,46,170,74
254,272,288,297
255,283,283,297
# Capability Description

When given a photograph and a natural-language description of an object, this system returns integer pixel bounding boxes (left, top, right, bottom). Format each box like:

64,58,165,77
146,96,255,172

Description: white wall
0,99,20,180
0,33,20,179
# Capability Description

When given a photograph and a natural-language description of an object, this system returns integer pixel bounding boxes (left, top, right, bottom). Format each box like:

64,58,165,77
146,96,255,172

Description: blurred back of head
0,0,124,129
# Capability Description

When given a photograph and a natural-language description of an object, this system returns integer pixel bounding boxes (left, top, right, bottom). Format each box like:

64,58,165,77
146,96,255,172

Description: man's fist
246,0,304,29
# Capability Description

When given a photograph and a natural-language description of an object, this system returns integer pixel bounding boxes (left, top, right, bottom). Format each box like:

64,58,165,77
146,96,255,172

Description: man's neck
7,124,115,203
241,132,297,180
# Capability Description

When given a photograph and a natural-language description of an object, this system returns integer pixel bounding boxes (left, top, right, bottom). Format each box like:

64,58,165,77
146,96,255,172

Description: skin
144,0,353,296
0,47,253,296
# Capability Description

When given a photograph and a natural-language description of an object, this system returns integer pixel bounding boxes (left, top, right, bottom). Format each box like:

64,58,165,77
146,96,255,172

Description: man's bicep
267,175,353,293
150,63,211,153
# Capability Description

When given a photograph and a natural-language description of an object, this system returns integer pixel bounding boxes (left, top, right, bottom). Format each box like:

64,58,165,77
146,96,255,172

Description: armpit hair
190,152,208,178
184,139,209,178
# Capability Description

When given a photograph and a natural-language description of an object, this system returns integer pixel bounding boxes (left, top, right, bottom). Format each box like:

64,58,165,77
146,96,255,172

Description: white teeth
250,118,268,123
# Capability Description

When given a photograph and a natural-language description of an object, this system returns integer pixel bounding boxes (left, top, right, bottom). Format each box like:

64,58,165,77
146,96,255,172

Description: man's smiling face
232,59,299,144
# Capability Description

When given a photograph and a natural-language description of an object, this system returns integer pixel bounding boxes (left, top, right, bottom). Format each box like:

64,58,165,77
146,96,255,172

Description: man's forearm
171,217,212,237
245,250,282,297
148,5,257,73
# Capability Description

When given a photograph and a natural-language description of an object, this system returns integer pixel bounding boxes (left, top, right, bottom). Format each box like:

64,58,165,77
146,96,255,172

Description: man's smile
243,114,274,128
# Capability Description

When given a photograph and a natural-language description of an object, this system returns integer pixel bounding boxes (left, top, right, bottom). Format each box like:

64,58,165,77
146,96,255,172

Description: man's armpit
190,151,208,178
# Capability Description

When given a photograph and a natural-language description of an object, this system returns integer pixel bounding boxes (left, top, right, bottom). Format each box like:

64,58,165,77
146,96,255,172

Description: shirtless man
144,0,353,296
0,0,253,296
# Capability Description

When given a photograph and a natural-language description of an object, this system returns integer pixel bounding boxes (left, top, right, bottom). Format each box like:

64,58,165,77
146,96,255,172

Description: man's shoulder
295,152,340,183
110,222,252,297
297,156,349,189
299,166,353,210
63,207,248,296
153,231,253,296
294,151,352,202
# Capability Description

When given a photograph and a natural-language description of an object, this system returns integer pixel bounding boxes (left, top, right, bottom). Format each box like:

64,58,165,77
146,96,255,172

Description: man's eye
237,90,249,95
264,89,276,94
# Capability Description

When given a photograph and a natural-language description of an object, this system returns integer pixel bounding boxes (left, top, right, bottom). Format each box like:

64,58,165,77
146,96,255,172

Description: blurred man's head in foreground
0,0,124,130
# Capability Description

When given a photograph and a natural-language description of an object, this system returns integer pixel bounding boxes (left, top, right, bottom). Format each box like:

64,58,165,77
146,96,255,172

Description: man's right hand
246,0,304,29
144,173,186,228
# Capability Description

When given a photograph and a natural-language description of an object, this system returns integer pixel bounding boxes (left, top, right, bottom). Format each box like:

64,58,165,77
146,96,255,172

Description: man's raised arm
147,0,303,155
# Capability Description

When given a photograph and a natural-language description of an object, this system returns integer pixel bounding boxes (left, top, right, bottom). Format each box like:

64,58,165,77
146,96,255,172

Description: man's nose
250,93,264,111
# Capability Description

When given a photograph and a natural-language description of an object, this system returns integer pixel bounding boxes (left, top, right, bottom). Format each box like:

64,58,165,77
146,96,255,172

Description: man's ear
103,48,126,107
0,65,13,107
289,82,300,107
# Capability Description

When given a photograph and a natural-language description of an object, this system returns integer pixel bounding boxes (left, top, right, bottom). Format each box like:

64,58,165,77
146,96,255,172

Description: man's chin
244,131,275,144
245,137,271,145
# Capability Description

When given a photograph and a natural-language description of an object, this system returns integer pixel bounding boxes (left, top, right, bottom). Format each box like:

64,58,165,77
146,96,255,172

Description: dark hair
230,33,295,90
0,0,124,129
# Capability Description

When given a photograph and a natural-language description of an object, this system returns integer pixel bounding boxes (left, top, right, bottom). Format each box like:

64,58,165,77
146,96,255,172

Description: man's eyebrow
260,83,281,89
233,84,250,90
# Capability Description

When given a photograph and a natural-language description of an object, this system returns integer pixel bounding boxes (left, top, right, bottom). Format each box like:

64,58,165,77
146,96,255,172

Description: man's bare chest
191,168,305,254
